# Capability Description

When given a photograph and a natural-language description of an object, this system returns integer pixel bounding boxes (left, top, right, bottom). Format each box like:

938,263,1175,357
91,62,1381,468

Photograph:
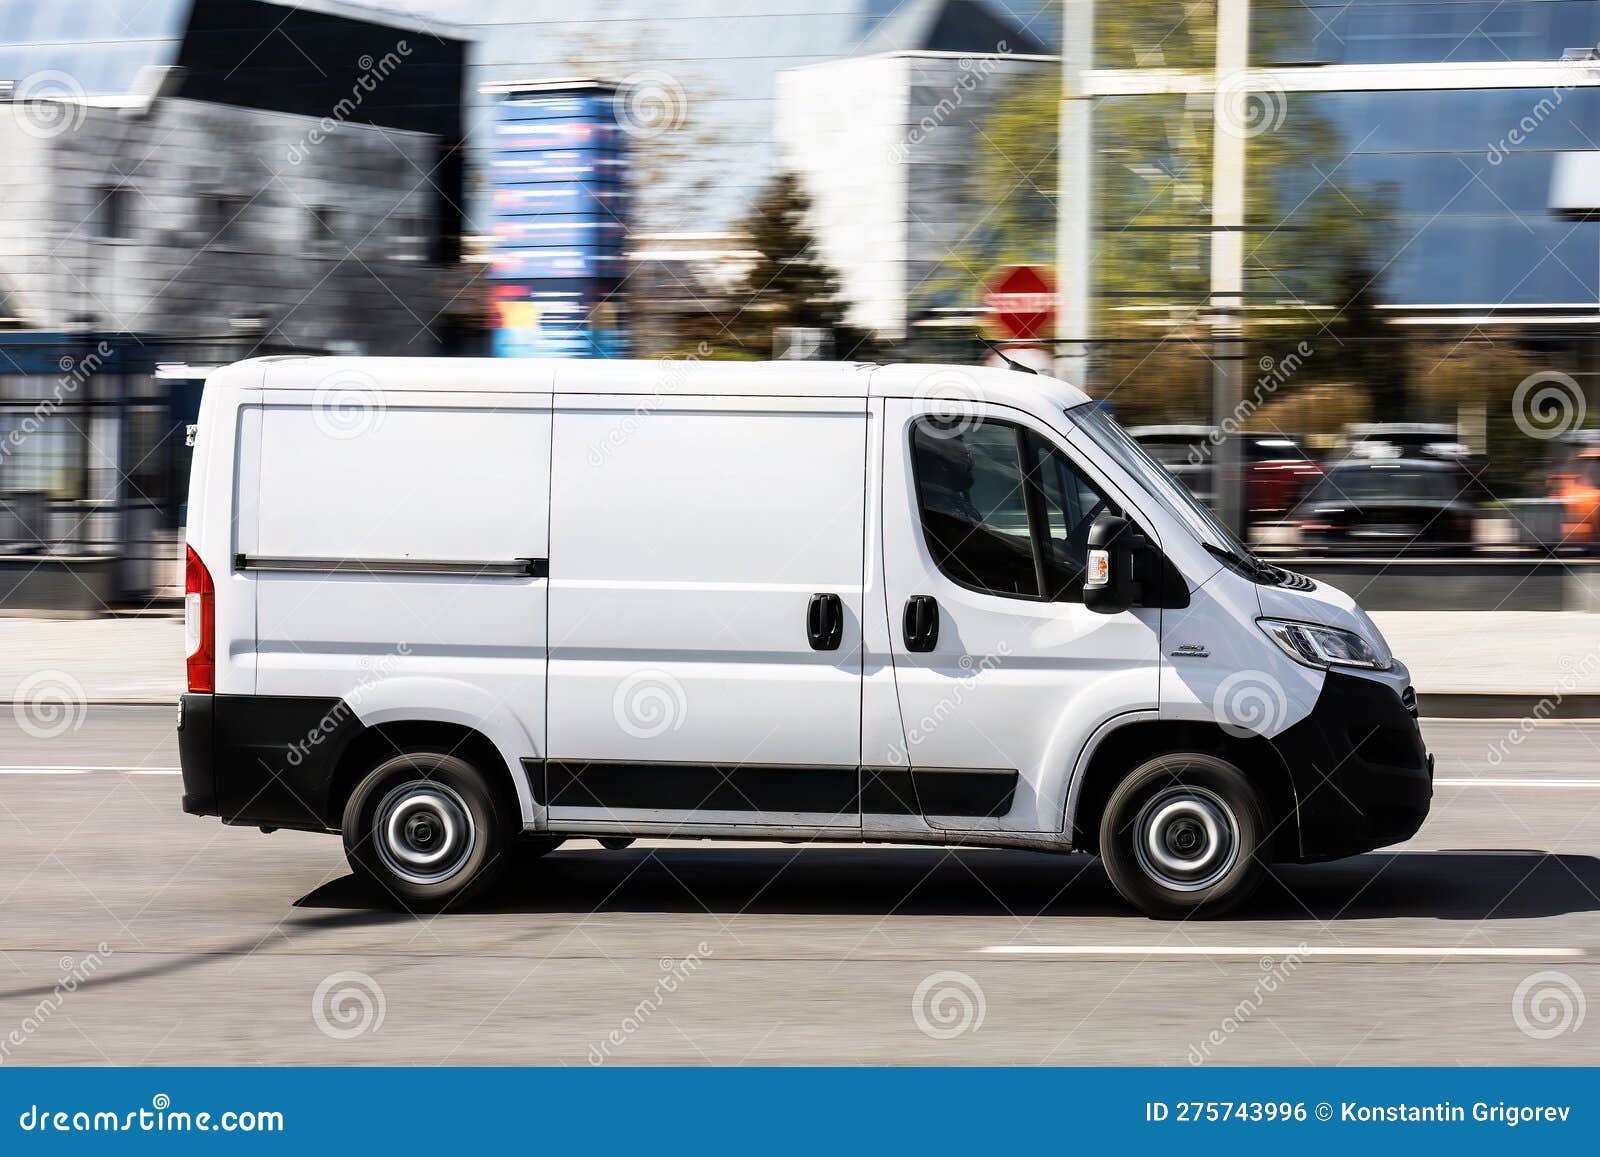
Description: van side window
911,419,1039,597
910,418,1117,602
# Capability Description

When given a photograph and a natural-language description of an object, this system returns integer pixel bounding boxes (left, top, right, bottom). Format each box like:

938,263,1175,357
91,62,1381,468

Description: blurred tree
721,170,881,360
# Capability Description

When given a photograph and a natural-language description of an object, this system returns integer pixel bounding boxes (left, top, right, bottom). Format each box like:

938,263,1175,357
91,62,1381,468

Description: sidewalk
2,613,1597,717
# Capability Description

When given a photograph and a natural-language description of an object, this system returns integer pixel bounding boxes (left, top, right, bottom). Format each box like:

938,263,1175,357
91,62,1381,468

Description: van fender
347,676,540,823
1057,708,1161,840
1031,665,1160,833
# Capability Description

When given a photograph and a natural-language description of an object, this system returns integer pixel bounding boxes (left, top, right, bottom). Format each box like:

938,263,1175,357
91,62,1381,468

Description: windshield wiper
1204,541,1279,582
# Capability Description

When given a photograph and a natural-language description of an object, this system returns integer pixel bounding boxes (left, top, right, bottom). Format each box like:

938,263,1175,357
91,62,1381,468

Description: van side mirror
1084,512,1145,615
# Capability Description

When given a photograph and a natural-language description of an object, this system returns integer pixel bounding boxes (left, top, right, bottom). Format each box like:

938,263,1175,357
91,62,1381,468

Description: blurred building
776,0,1056,342
1076,0,1600,457
0,0,467,612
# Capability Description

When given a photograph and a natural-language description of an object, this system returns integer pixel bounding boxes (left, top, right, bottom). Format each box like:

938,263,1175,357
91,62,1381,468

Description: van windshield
1065,403,1253,561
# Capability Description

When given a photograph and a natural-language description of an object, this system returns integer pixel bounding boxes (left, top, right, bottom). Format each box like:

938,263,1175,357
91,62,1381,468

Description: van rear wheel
1098,753,1266,919
342,751,514,912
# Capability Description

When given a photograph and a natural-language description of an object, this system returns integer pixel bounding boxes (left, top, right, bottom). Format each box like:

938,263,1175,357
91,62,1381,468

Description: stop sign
984,265,1056,340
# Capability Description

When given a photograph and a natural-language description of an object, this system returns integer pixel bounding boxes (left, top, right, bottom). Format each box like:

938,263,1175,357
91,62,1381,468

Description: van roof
213,356,1092,412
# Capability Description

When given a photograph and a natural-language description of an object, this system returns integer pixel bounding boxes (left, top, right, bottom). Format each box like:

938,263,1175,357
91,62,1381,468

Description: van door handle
807,593,843,651
902,595,939,652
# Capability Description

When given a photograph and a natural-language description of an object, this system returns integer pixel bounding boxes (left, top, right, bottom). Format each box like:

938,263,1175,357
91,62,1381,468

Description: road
0,707,1597,1065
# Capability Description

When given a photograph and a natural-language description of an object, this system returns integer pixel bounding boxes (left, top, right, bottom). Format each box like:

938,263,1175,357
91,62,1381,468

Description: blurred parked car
1550,445,1600,543
1338,422,1471,461
1127,425,1322,518
1297,458,1478,551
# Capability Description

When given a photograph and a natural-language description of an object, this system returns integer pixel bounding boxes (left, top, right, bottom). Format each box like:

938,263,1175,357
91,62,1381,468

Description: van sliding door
543,393,868,831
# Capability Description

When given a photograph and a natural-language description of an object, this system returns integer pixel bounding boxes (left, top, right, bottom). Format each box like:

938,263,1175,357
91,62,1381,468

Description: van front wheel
1098,753,1266,919
342,751,513,912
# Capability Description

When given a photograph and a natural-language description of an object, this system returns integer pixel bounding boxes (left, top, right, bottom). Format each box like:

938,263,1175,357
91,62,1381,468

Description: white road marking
979,945,1593,959
1436,778,1600,788
0,766,181,775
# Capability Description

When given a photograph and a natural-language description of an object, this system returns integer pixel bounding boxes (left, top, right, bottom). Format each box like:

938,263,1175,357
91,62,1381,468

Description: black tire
598,837,635,851
342,750,515,912
1098,753,1266,919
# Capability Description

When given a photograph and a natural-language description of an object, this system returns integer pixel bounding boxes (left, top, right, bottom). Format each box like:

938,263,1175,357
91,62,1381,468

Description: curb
1415,692,1600,720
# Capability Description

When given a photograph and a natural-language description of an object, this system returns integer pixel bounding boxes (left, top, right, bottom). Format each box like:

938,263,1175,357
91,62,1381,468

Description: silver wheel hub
1133,785,1239,892
374,780,476,885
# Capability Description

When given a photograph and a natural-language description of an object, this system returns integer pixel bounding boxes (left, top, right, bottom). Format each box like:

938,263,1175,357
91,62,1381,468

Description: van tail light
184,545,215,693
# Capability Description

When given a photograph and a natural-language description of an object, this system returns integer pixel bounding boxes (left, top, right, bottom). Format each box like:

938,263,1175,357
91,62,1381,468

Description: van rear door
543,390,868,831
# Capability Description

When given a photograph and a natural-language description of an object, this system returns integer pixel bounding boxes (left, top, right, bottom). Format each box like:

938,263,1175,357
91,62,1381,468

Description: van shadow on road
294,846,1600,922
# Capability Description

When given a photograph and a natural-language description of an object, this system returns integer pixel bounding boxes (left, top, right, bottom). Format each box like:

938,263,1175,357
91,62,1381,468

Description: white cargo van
178,357,1431,918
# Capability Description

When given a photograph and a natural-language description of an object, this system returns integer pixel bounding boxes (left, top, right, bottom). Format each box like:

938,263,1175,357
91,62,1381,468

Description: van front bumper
1271,670,1433,862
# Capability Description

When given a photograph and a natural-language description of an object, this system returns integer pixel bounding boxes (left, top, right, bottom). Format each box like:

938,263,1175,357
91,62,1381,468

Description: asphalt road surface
1,707,1597,1065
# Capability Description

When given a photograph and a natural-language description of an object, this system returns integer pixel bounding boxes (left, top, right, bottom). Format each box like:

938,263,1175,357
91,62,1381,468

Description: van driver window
911,418,1038,597
911,418,1116,602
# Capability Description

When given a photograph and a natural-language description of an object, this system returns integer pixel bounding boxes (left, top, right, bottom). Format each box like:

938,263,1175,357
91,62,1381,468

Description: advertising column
488,80,630,357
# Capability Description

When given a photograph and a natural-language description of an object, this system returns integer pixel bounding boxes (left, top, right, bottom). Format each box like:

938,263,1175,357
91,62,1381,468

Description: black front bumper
1271,671,1434,862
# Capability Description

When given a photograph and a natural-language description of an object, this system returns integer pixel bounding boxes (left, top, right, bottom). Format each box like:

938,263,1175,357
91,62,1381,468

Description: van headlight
1258,618,1390,671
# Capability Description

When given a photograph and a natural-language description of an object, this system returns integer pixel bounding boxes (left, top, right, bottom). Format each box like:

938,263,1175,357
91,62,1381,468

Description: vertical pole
1056,0,1095,391
1211,0,1250,535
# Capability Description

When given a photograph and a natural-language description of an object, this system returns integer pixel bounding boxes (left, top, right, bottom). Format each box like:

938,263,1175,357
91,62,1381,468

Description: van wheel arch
328,721,522,832
1069,720,1298,860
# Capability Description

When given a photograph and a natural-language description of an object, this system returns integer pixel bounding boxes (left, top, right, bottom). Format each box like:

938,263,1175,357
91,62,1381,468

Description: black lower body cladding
178,694,360,831
1270,670,1433,862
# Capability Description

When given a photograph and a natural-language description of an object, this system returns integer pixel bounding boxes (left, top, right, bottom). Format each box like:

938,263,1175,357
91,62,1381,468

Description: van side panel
545,393,867,829
244,396,552,824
